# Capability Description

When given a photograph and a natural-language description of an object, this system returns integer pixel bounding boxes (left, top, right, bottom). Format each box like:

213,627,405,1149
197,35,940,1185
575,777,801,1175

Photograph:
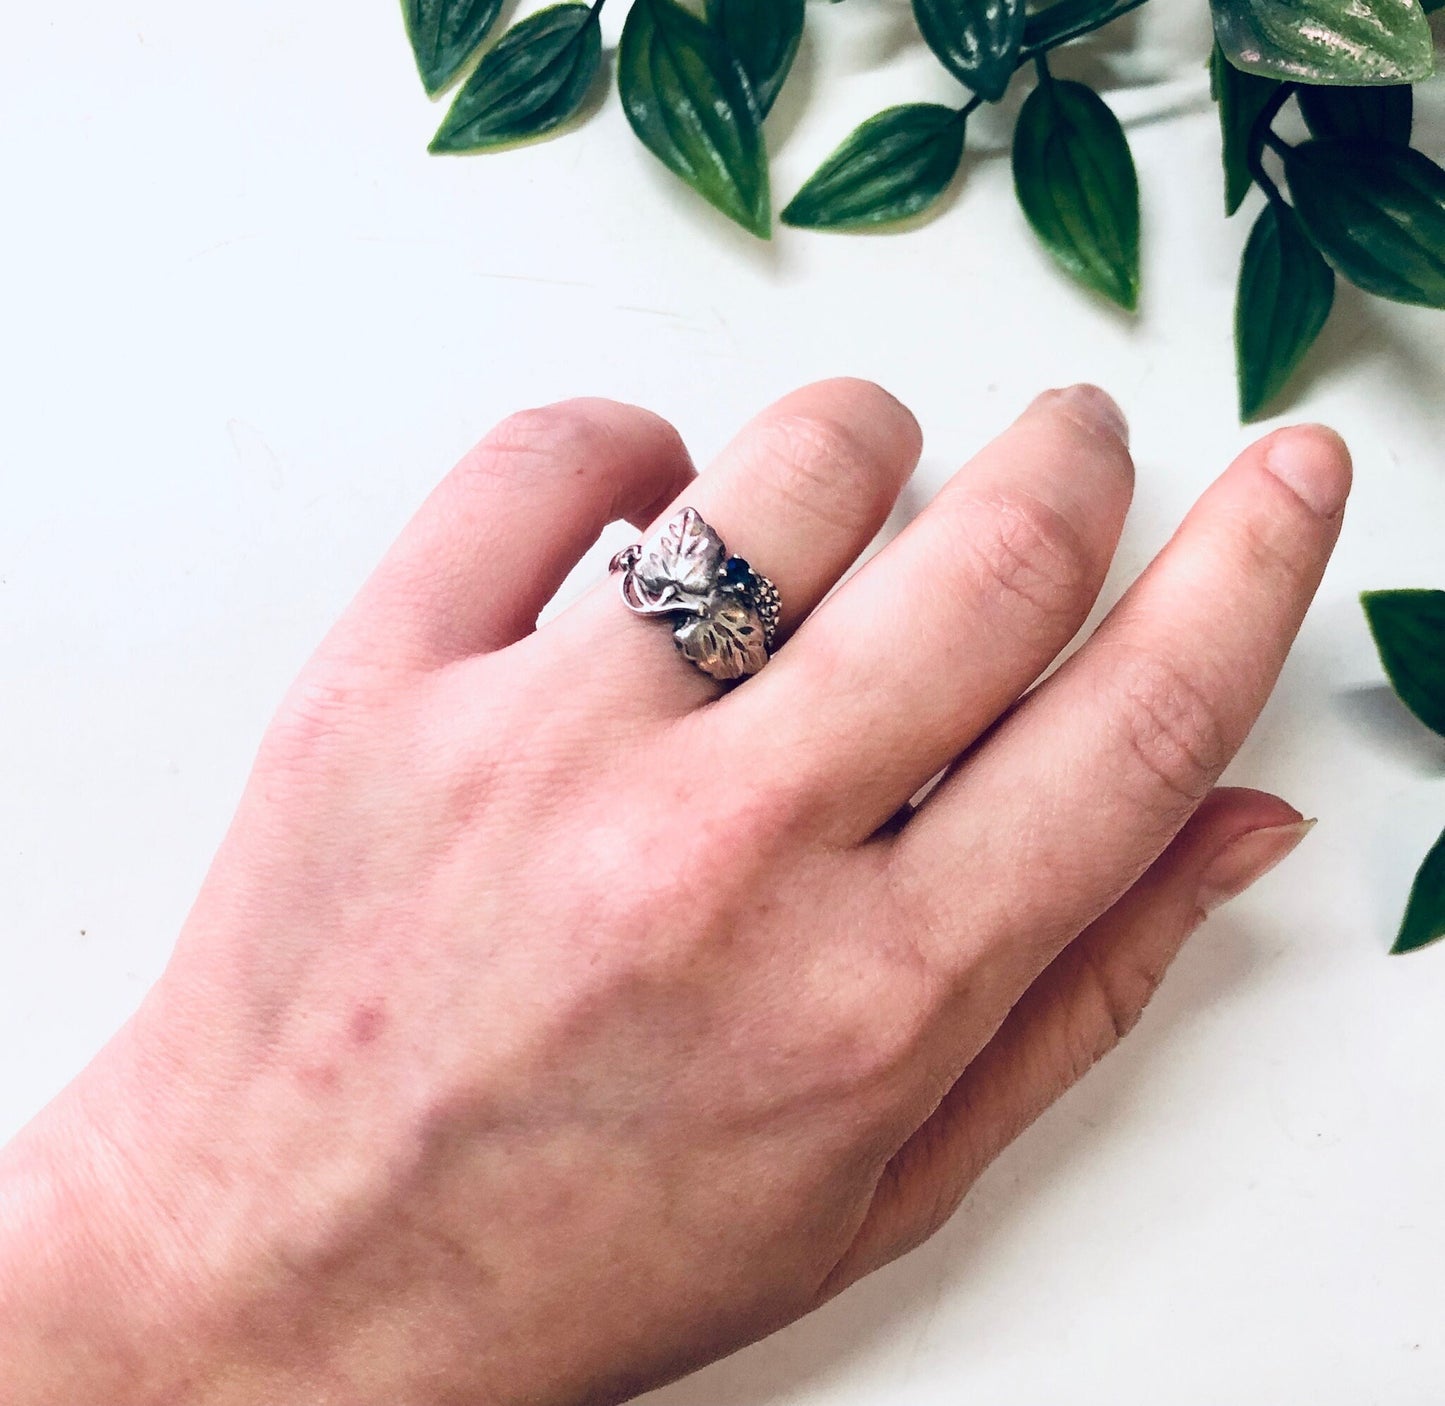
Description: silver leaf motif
673,598,769,682
634,507,724,612
611,508,777,682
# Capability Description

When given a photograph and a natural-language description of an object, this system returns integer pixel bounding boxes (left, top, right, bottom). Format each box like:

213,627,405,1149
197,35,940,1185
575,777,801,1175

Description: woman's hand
0,381,1348,1405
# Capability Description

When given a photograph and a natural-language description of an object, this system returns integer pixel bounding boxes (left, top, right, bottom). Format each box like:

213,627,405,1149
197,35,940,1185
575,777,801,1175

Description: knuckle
953,490,1094,629
255,671,374,780
471,402,612,484
1109,650,1226,810
824,970,935,1099
1060,940,1171,1080
753,412,898,533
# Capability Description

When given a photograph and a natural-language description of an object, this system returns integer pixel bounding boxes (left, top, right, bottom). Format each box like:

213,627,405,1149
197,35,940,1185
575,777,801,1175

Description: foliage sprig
1363,591,1445,955
403,0,1445,418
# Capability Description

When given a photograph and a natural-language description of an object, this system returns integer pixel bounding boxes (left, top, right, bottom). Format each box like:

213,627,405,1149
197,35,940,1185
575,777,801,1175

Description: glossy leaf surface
1209,0,1433,85
1285,140,1445,307
913,0,1026,102
1012,77,1140,309
1235,200,1335,419
620,0,771,237
782,104,966,230
1211,42,1282,215
710,0,805,117
403,0,505,95
431,4,602,153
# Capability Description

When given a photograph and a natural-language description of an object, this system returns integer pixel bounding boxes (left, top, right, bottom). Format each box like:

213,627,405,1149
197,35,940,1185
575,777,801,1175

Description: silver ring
609,508,781,682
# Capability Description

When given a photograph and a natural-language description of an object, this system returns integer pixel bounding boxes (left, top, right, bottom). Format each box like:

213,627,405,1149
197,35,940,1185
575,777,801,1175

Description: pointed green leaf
913,0,1026,102
1012,77,1140,310
710,0,805,118
1298,83,1412,144
1236,201,1335,419
782,104,967,230
1394,827,1445,955
1209,0,1433,85
430,4,603,154
1362,590,1445,738
1284,140,1445,307
1211,43,1282,215
619,0,771,237
402,0,505,96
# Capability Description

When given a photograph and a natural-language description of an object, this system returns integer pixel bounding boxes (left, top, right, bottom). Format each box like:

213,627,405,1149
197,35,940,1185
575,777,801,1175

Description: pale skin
0,380,1350,1404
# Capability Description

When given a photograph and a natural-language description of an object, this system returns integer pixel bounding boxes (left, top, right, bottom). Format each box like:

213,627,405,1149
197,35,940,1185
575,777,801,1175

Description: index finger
888,423,1351,1003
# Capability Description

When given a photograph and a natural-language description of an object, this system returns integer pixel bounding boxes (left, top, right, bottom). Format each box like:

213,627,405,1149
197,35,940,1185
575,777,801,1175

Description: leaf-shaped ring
609,508,781,683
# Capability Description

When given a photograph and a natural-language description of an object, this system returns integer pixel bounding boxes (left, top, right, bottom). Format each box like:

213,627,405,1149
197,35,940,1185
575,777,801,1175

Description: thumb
821,787,1314,1299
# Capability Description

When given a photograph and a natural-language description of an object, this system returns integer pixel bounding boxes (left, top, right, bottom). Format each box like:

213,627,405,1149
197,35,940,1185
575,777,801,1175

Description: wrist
0,1008,254,1406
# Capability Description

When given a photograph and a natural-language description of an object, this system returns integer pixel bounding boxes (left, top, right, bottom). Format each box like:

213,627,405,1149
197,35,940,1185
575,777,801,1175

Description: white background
2,2,1444,1401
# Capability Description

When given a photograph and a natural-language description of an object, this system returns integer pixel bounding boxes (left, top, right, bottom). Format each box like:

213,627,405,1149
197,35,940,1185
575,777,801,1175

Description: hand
0,381,1348,1405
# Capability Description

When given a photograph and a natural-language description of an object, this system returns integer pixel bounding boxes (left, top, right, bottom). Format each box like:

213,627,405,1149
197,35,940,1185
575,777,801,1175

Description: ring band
609,508,781,682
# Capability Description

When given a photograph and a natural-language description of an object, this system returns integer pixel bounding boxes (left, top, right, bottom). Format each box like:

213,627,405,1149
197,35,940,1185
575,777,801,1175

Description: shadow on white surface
643,912,1264,1406
1335,684,1445,778
1286,280,1445,419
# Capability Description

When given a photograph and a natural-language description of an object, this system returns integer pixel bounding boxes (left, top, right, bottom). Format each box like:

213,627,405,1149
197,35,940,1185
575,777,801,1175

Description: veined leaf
1235,200,1334,419
782,104,967,230
1209,0,1433,85
1362,590,1445,738
710,0,805,118
1298,83,1412,144
1285,140,1445,307
1012,77,1140,309
913,0,1026,102
402,0,505,96
430,4,603,154
1394,827,1445,955
619,0,771,237
1211,42,1282,216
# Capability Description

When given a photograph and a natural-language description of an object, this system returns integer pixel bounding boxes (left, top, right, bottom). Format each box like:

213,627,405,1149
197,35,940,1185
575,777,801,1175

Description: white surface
3,3,1444,1401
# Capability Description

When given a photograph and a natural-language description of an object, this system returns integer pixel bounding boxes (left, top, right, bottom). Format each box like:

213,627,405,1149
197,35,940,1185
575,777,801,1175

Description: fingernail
1262,426,1352,517
1198,818,1316,915
1050,384,1130,448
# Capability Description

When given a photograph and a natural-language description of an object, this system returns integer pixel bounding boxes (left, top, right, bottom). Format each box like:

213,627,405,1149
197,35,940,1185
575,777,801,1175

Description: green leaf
1211,43,1282,216
1209,0,1433,85
1394,827,1445,954
1284,141,1445,307
710,0,805,118
782,104,967,230
1011,77,1140,310
1362,590,1445,738
913,0,1027,102
1023,0,1124,49
402,0,505,96
1235,201,1335,419
430,4,603,154
619,0,771,238
1298,83,1412,144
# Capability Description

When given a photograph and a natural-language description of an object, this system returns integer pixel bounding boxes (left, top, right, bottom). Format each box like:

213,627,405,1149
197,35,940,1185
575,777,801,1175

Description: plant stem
1019,0,1153,65
1247,84,1294,207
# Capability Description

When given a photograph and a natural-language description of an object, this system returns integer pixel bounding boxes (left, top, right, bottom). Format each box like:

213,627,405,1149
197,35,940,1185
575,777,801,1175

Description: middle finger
701,385,1135,843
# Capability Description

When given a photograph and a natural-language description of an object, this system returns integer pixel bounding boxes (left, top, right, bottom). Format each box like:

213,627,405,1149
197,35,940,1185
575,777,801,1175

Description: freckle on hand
349,1002,387,1046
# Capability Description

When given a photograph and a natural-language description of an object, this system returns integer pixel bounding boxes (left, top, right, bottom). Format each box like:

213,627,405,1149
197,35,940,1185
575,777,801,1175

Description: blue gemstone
721,556,754,591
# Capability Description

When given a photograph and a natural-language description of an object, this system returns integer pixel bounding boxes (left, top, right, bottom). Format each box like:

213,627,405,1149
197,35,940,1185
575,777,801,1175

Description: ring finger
534,378,924,711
